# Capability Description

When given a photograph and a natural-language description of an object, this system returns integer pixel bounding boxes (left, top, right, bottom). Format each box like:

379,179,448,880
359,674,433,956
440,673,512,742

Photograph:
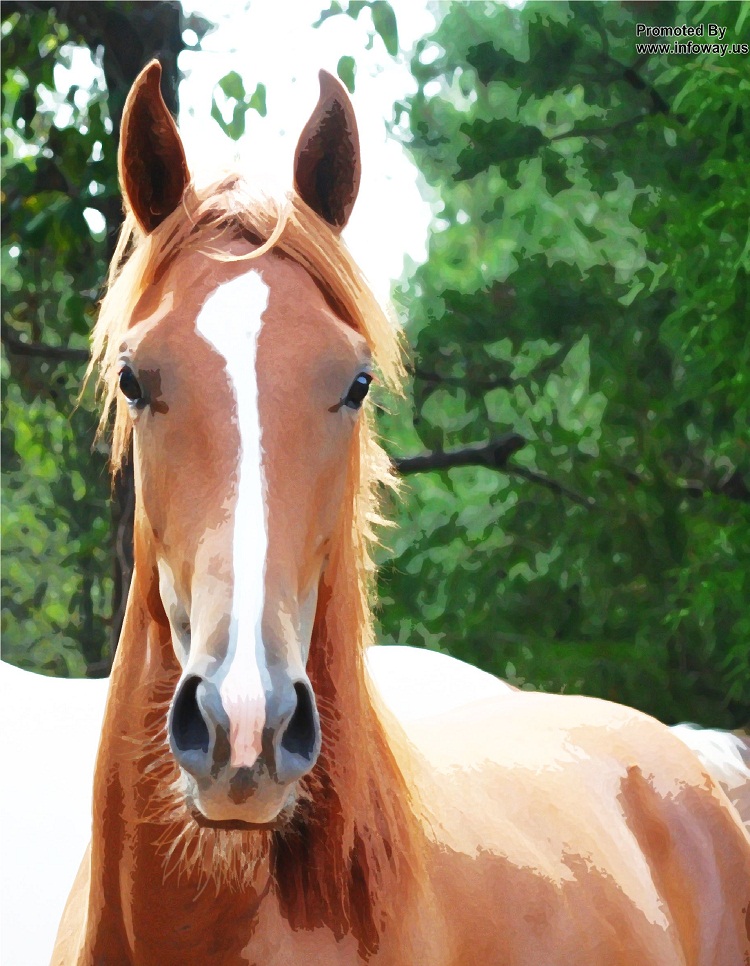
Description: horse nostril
171,675,209,754
279,682,318,763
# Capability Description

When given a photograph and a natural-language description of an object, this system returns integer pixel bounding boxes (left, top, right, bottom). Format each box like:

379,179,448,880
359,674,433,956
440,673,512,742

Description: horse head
107,61,383,829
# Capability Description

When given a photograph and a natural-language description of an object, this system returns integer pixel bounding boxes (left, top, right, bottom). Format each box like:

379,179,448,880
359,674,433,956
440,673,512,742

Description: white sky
177,0,439,301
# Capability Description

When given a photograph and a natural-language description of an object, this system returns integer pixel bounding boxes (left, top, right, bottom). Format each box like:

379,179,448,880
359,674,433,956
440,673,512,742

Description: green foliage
4,2,748,730
212,72,267,140
1,3,194,676
314,0,399,55
337,55,357,94
378,0,750,727
310,0,398,93
2,10,115,674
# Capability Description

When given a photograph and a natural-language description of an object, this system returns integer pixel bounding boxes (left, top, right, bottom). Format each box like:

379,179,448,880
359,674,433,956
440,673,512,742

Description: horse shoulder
370,680,750,964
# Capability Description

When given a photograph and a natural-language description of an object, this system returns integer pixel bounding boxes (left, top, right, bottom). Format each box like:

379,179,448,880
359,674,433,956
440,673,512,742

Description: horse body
2,652,747,964
45,62,749,964
52,617,750,965
398,693,750,965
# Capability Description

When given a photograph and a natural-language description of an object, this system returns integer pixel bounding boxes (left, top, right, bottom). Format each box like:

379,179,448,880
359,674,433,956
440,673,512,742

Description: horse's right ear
119,61,190,234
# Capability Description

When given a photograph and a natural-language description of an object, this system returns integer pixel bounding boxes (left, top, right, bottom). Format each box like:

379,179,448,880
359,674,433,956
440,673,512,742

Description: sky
177,0,440,301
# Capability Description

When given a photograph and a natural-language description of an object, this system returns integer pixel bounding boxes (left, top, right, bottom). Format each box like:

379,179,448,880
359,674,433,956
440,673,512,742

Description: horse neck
272,550,423,953
93,498,422,954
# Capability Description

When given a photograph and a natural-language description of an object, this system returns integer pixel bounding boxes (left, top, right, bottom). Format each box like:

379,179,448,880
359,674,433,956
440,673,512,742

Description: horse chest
246,902,450,966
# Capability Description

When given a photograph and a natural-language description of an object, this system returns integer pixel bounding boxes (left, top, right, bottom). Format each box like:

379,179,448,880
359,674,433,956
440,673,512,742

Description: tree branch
412,346,568,393
606,459,750,506
393,434,596,508
588,7,670,115
548,112,650,145
506,465,595,508
620,63,670,115
683,470,750,504
393,433,526,475
394,443,750,510
1,321,89,362
620,462,750,505
413,367,515,390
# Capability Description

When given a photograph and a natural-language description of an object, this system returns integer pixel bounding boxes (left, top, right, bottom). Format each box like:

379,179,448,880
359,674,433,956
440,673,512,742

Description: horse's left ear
294,70,361,231
119,60,190,234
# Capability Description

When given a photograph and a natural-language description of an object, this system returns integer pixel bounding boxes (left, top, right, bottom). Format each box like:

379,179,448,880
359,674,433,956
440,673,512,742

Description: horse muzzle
167,671,321,824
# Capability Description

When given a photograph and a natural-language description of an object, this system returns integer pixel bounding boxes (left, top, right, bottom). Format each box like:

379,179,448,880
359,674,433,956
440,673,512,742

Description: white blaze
195,270,270,768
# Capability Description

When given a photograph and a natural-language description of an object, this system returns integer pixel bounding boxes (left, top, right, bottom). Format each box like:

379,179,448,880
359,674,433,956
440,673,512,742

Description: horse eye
118,366,143,403
343,373,372,410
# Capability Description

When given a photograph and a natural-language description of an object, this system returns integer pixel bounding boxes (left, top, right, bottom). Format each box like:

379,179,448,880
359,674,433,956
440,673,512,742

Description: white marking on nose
157,558,190,667
195,270,270,769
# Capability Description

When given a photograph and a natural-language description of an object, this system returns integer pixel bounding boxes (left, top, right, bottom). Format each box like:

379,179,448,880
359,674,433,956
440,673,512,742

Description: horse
0,659,746,965
45,61,749,964
0,678,747,966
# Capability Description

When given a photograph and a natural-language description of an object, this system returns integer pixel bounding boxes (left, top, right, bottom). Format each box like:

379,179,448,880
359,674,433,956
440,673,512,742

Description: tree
0,0,374,677
4,1,747,729
376,0,749,727
1,1,207,674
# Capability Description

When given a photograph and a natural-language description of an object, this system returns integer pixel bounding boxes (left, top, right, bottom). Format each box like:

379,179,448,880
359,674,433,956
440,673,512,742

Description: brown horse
52,62,750,965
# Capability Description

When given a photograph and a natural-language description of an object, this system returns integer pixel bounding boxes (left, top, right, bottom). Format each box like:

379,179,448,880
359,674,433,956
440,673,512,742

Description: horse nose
273,680,321,784
169,675,231,778
168,673,320,784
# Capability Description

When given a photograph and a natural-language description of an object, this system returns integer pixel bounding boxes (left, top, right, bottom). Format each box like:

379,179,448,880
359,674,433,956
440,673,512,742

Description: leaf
217,70,245,102
337,56,356,94
466,41,521,86
312,1,344,28
735,3,749,35
211,96,247,141
371,1,398,56
248,83,267,117
456,119,546,181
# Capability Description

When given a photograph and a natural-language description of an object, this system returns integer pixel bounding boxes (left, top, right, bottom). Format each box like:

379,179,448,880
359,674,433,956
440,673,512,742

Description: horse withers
49,62,749,965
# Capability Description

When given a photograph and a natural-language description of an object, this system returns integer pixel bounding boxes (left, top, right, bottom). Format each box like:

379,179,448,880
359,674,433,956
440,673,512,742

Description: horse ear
119,60,190,234
293,70,361,231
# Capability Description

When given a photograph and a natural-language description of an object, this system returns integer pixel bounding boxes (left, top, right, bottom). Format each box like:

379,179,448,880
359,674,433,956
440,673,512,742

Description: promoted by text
635,23,748,57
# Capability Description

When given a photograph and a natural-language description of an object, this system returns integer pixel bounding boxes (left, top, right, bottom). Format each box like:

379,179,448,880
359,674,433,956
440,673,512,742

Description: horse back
392,689,750,965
